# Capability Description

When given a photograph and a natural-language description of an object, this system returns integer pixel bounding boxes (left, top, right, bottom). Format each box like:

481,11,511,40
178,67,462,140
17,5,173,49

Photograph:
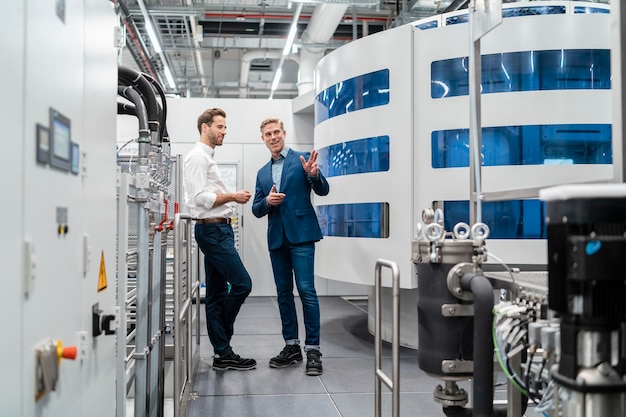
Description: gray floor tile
184,295,530,417
319,315,415,359
236,298,280,319
195,333,289,359
319,356,453,394
230,316,283,335
186,394,341,417
191,356,326,396
318,296,369,317
332,392,446,417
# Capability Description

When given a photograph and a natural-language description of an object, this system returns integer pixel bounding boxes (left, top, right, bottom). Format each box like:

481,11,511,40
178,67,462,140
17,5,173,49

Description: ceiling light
163,66,176,90
270,3,303,99
144,20,162,54
137,0,177,91
282,4,302,56
271,68,283,92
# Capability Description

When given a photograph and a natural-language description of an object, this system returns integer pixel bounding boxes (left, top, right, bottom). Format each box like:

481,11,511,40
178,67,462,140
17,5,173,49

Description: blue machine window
431,124,611,168
445,6,566,26
445,14,469,26
416,20,438,30
431,49,610,98
316,202,389,238
315,69,390,125
443,200,546,239
317,136,390,178
574,6,609,14
502,6,566,18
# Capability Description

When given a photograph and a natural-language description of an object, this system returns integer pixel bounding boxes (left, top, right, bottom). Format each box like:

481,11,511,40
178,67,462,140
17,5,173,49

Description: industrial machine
117,65,202,417
541,185,626,416
408,3,626,416
414,211,514,417
413,183,626,417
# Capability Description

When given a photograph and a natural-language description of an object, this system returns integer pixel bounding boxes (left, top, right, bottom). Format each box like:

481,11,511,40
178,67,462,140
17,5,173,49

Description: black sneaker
269,344,303,368
213,351,257,371
305,349,323,376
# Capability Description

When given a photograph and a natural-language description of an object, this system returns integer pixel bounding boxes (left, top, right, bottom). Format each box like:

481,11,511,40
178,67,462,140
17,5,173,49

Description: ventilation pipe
185,0,208,97
239,50,299,98
298,4,349,96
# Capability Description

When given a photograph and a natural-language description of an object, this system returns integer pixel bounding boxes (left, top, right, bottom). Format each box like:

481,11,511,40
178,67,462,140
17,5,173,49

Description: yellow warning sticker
97,251,107,292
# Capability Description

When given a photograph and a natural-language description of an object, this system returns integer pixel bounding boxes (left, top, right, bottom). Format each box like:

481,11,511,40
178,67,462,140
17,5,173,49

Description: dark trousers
195,223,252,356
269,241,320,347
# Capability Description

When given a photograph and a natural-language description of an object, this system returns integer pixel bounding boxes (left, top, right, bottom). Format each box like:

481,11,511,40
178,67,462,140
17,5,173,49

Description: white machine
2,1,119,416
313,1,612,348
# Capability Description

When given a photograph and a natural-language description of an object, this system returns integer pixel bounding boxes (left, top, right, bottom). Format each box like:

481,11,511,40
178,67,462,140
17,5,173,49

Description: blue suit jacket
252,149,330,250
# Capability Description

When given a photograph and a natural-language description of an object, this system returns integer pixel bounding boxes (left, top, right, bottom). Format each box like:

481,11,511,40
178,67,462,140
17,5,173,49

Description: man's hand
233,190,251,204
215,190,251,207
300,150,320,178
266,184,286,206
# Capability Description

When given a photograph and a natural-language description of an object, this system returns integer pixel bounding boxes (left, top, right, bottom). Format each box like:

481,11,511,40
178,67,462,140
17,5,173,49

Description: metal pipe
117,86,150,142
298,3,349,95
186,217,194,383
113,0,160,81
118,66,161,143
134,193,150,417
116,173,131,417
173,213,183,417
460,272,494,417
174,212,193,417
179,299,191,321
139,72,168,144
374,259,400,417
118,101,137,116
468,0,483,225
196,249,201,347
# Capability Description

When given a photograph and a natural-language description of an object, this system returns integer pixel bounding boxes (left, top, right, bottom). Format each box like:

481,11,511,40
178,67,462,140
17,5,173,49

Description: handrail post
374,259,400,417
173,212,193,417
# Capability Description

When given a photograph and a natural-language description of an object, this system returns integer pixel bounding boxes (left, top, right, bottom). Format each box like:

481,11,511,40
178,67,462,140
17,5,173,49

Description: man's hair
259,118,284,132
197,108,226,134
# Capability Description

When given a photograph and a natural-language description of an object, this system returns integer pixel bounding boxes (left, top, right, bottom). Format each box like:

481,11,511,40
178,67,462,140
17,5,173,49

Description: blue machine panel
443,199,546,239
315,69,390,125
431,49,610,98
431,124,611,168
445,6,566,26
574,6,609,14
316,202,389,238
415,20,438,30
317,136,390,178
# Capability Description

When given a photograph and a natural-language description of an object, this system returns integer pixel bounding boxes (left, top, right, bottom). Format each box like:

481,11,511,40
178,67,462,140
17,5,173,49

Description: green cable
492,311,529,396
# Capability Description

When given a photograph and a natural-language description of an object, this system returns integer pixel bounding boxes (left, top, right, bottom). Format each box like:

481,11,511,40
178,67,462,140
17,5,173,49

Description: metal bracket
447,262,478,301
442,360,474,374
441,304,475,317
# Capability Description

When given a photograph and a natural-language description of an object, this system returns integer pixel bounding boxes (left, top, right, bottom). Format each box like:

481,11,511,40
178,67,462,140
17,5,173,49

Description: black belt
196,218,231,225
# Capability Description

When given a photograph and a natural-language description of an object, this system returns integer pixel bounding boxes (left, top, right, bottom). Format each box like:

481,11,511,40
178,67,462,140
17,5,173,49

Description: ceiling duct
239,49,299,97
298,3,349,95
250,60,274,71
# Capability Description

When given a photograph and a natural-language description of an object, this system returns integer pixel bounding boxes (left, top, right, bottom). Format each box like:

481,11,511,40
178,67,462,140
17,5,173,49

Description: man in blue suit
252,118,330,376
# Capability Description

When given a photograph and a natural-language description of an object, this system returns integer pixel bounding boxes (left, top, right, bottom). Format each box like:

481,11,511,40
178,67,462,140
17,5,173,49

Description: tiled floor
185,296,543,417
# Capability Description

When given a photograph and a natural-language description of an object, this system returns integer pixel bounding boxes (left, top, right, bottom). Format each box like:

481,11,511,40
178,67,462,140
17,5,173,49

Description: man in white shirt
183,107,256,371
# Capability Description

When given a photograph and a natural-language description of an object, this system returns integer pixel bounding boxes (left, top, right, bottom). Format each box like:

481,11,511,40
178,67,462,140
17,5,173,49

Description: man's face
261,121,285,157
203,115,227,148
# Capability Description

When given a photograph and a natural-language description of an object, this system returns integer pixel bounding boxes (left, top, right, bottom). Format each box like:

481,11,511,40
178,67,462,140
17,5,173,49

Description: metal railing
173,212,201,417
374,259,400,417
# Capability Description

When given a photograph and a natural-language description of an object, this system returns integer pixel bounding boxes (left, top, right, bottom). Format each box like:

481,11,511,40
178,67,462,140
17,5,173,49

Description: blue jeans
195,223,252,356
269,241,320,349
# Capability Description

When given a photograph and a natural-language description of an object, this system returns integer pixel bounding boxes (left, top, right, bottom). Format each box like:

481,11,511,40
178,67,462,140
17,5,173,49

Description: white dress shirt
183,142,235,220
